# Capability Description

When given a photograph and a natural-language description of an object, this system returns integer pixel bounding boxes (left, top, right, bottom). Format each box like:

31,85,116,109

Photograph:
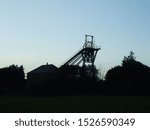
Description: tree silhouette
122,51,136,65
58,65,99,82
0,65,26,94
105,51,150,95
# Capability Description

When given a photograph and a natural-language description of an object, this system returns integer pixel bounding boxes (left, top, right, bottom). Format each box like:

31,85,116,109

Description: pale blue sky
0,0,150,73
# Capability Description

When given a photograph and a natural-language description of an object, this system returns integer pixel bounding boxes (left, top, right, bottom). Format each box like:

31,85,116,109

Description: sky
0,0,150,74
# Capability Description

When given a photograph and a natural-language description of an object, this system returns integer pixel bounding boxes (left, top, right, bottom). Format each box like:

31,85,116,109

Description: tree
0,65,25,91
81,65,99,81
105,51,150,95
122,51,136,66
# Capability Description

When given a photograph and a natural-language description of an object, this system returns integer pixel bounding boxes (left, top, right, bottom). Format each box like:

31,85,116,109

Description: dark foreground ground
0,95,150,112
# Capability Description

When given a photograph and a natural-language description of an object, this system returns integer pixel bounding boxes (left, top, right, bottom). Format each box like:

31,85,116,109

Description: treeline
0,51,150,96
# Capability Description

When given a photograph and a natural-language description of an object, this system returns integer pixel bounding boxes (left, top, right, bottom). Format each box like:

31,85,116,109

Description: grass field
0,96,150,112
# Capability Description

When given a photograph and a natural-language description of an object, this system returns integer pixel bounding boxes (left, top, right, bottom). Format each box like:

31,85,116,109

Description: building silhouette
27,64,58,86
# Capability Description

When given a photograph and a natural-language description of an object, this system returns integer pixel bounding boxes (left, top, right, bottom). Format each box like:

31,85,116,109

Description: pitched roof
28,64,58,74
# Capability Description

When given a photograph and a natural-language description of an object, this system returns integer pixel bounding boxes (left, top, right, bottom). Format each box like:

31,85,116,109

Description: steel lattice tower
63,35,100,66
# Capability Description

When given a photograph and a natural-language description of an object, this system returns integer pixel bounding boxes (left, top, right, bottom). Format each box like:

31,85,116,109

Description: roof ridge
28,64,58,74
